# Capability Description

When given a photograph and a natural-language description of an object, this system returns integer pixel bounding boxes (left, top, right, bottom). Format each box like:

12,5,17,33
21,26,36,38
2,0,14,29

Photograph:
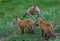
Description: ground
0,0,60,41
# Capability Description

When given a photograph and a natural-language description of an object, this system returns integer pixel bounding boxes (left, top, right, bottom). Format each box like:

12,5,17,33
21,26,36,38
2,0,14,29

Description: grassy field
0,0,60,41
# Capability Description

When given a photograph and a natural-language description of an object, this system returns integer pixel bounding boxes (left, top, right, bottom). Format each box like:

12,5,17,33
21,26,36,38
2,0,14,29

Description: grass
0,0,60,41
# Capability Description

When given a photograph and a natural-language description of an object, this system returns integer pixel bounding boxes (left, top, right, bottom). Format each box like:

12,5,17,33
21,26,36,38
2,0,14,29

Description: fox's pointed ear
15,16,18,20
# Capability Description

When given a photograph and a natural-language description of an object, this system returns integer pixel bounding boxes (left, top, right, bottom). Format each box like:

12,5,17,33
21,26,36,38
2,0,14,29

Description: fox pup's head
13,16,20,25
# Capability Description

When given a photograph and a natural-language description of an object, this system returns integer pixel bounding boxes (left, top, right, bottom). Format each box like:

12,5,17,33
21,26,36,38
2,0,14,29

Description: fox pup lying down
23,5,40,18
36,17,56,40
13,16,37,34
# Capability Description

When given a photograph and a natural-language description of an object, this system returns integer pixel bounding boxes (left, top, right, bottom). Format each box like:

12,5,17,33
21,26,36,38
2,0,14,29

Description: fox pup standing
13,16,35,34
23,5,40,18
36,17,56,40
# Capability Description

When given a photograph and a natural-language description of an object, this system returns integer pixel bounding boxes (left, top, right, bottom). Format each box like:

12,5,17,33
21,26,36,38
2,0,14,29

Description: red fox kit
36,17,56,40
23,5,40,18
13,16,35,34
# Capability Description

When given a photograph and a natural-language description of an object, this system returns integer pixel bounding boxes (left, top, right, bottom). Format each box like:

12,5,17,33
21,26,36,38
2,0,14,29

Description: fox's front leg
21,29,24,34
23,13,27,18
41,30,44,38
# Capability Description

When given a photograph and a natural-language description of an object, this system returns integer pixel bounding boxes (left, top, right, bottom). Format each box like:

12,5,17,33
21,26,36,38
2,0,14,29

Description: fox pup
23,5,40,18
13,16,35,34
36,17,56,40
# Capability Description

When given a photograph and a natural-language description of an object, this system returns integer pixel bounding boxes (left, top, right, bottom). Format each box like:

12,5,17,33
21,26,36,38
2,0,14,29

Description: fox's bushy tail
49,25,56,38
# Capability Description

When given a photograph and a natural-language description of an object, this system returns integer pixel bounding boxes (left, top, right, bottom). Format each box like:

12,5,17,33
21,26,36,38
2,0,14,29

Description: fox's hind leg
45,33,50,41
28,26,34,34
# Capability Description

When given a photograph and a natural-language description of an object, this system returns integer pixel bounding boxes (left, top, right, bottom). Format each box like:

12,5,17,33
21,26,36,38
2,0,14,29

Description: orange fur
13,16,34,34
36,17,56,40
23,5,40,18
